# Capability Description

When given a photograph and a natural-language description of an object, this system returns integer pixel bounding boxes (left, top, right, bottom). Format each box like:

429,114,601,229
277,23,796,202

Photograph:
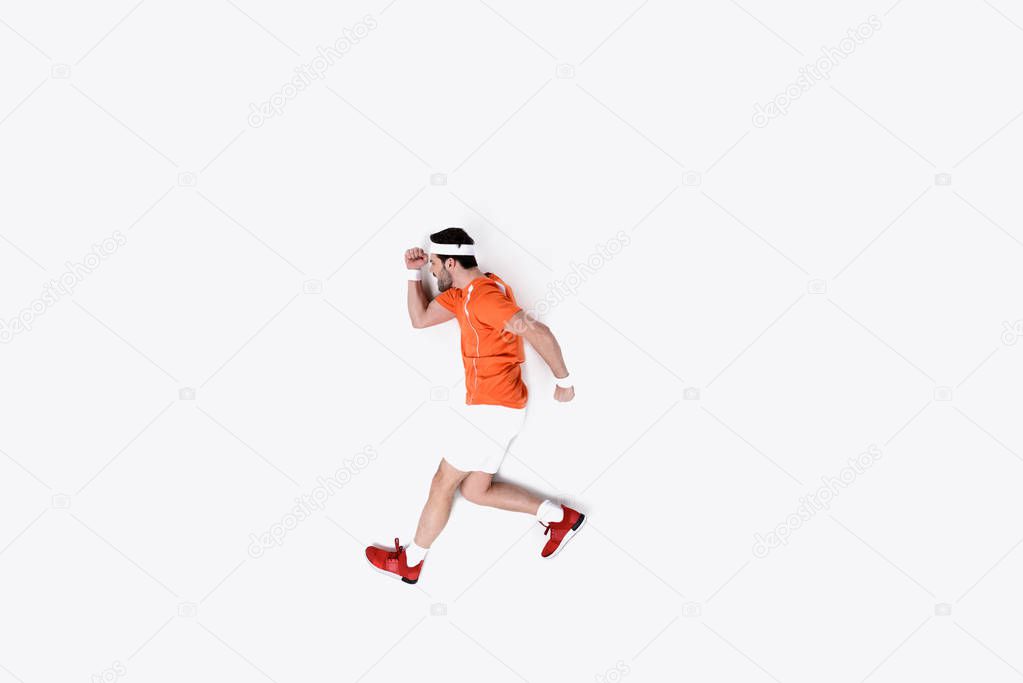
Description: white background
2,1,1023,681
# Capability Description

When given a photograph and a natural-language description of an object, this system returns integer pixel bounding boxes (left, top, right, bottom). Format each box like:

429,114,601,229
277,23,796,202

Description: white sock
405,540,429,566
536,499,564,524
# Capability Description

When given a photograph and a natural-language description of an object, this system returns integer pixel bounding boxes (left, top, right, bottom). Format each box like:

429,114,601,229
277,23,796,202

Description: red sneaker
365,538,423,584
540,505,585,558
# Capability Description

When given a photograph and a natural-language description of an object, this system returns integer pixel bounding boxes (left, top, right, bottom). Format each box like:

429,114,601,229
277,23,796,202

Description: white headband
429,241,476,256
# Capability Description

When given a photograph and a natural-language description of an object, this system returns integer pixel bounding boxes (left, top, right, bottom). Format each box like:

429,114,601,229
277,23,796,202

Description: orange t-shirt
434,273,528,409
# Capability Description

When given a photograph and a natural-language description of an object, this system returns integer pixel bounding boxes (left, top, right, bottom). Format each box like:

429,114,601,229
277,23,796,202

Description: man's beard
436,266,453,292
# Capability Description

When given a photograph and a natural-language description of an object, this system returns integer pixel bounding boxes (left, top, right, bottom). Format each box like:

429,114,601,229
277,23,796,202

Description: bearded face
432,256,454,292
435,261,452,290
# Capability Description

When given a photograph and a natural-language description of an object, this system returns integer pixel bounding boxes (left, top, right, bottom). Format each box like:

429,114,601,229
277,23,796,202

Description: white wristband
555,372,572,387
407,269,422,281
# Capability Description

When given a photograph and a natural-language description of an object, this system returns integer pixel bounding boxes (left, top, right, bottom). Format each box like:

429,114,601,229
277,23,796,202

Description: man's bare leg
413,459,471,548
459,473,585,559
459,471,544,514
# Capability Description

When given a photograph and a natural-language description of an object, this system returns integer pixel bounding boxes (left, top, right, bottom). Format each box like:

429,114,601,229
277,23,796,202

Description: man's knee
460,479,488,504
431,460,466,493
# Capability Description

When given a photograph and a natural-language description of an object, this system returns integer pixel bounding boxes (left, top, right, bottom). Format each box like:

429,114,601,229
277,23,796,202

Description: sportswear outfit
365,271,584,583
433,272,527,473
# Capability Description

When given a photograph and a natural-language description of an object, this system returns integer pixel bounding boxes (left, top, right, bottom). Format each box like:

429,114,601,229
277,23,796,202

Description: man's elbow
524,320,552,342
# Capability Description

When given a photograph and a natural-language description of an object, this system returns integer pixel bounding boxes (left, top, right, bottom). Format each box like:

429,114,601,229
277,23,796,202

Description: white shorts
442,402,527,474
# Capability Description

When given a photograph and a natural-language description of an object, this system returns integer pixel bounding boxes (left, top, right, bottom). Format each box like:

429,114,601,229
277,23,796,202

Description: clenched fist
405,247,427,269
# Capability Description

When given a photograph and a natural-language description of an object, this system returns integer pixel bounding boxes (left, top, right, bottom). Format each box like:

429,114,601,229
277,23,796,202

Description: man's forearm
525,323,568,378
407,280,430,327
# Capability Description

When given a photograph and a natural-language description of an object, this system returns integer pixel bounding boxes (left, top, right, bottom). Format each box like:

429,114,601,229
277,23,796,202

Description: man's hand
405,247,427,269
554,384,575,402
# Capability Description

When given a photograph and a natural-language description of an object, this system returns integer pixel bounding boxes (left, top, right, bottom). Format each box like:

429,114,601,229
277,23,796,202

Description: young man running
365,227,585,584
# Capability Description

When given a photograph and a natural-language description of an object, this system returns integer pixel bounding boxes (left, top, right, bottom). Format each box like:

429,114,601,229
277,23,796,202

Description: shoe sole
366,557,419,584
543,513,586,559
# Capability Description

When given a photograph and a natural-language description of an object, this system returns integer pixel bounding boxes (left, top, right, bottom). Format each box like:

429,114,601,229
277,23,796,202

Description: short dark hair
430,227,478,268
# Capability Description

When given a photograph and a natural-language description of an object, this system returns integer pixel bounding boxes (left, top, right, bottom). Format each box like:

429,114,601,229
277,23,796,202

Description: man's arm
405,247,455,329
505,311,575,402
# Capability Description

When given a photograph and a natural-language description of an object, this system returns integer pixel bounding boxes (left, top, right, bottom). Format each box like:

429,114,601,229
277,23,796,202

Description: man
365,227,585,584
